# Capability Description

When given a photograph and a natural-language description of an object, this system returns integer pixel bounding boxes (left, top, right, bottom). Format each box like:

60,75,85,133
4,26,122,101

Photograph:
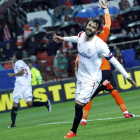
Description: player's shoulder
78,31,85,38
94,36,106,46
15,60,25,67
94,35,104,42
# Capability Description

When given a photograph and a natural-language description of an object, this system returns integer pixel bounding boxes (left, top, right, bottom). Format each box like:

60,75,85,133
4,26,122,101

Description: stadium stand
0,0,140,85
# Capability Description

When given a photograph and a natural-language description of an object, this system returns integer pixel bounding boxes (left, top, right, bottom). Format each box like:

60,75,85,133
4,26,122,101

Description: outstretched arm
53,35,78,43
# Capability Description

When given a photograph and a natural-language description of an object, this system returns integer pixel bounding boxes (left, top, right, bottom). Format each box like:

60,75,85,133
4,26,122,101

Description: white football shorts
13,83,33,103
75,79,101,104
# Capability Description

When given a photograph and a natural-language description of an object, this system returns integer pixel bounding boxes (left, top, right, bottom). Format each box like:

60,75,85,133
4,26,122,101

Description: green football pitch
0,89,140,140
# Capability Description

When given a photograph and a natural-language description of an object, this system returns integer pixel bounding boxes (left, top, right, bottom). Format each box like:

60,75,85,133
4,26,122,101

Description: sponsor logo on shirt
79,52,90,59
87,48,91,53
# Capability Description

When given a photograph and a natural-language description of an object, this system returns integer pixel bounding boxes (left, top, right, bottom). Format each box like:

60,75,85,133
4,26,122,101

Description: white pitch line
38,115,140,126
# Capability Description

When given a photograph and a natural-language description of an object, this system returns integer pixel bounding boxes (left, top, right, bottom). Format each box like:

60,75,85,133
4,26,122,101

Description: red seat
46,56,54,66
38,51,48,60
3,62,13,69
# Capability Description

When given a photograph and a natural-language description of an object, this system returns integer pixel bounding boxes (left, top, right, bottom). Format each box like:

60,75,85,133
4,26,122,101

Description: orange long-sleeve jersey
75,13,111,70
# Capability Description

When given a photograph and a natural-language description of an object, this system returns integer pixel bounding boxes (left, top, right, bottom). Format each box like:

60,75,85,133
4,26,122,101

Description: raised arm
99,0,111,30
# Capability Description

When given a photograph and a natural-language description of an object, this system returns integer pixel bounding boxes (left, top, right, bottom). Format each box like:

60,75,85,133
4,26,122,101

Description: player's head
85,19,101,38
14,51,22,61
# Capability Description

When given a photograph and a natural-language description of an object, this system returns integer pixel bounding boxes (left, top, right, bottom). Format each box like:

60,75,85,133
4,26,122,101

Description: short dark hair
15,51,22,60
92,19,101,30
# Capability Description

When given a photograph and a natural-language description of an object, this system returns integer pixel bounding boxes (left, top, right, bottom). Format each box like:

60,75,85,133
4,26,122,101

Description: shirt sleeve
95,38,113,60
104,13,111,30
63,36,78,43
109,56,129,78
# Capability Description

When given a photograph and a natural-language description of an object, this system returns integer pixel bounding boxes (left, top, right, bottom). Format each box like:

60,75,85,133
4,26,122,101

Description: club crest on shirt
87,48,91,53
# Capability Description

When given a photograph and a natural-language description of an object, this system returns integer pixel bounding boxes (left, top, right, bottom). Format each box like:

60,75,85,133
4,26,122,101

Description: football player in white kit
53,18,137,138
7,51,51,128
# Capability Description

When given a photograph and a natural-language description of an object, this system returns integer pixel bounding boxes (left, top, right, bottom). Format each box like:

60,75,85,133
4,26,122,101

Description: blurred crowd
0,0,140,76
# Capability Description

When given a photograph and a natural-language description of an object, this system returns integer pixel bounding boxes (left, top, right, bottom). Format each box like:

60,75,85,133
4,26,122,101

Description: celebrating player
7,51,51,128
53,2,137,139
74,0,135,126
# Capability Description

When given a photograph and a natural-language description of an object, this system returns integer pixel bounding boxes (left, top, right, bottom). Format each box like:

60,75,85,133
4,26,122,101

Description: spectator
81,0,90,4
0,24,4,42
79,21,87,31
64,0,73,6
71,5,83,19
37,43,48,52
129,27,137,38
69,27,77,36
23,25,32,40
121,14,135,30
36,5,43,11
44,5,49,11
133,0,139,6
120,28,127,35
25,6,34,13
64,16,71,22
32,22,46,33
111,14,123,29
118,0,131,11
53,50,68,77
114,48,125,71
28,36,38,57
136,25,140,33
63,52,72,75
5,43,14,60
47,9,64,25
46,34,61,56
11,32,17,51
28,62,42,85
3,23,11,41
0,47,8,62
7,18,22,36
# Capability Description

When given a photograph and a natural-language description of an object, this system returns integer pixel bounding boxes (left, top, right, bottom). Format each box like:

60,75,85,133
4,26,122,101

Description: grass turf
0,89,140,140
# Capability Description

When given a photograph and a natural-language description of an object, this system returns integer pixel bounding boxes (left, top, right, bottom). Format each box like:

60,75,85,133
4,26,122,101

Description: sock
33,101,46,107
11,107,18,125
110,90,127,112
81,85,107,120
71,103,83,134
82,99,93,120
124,111,128,114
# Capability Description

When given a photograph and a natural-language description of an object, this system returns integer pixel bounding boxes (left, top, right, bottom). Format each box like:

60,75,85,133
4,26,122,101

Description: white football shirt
14,60,31,86
64,32,112,82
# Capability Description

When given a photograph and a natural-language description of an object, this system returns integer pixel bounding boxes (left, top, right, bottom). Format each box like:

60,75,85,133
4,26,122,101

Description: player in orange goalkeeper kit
75,0,135,126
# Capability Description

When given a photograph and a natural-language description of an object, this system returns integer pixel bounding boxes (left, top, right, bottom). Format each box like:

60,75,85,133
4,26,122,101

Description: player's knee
76,100,84,106
110,89,119,97
13,102,18,107
27,101,33,107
